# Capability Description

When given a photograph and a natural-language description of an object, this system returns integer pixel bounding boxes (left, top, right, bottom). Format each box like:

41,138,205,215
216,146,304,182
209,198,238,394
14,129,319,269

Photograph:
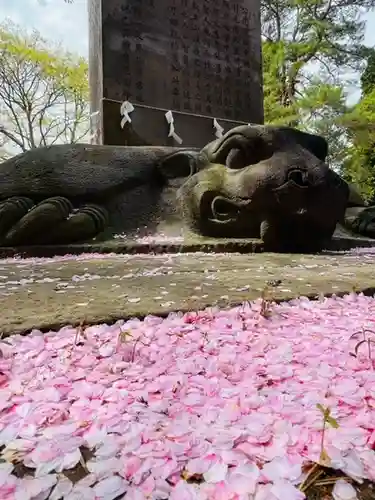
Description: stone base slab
1,250,375,335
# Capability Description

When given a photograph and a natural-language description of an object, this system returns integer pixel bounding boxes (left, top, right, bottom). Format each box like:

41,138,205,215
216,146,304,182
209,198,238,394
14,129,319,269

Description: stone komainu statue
0,124,370,252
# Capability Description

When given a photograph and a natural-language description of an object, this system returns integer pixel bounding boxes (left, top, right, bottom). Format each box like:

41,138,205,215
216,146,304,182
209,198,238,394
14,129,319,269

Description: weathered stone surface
1,250,375,335
88,0,263,146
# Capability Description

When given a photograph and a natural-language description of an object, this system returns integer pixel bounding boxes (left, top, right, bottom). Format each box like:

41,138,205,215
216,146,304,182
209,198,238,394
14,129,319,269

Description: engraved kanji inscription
99,0,262,123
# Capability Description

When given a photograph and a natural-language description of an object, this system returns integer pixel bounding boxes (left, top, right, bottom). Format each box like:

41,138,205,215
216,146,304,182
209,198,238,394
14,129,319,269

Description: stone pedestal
88,0,263,146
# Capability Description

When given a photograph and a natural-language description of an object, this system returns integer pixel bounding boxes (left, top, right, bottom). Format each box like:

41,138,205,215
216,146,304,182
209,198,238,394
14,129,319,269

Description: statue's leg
2,197,73,246
39,205,109,245
0,197,34,243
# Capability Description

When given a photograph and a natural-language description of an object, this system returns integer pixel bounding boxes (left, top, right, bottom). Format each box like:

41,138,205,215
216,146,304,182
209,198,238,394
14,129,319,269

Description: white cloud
0,0,88,56
365,11,375,46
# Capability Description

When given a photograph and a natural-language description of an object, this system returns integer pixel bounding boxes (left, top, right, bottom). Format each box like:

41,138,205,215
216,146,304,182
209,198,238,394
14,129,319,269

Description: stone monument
88,0,263,147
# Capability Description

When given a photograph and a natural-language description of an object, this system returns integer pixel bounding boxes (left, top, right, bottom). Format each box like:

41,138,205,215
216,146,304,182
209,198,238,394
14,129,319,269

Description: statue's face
178,125,349,252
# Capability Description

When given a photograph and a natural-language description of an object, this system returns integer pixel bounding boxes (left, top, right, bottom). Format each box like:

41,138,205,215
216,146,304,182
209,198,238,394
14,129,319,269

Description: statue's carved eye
225,137,273,170
159,151,199,180
226,148,247,169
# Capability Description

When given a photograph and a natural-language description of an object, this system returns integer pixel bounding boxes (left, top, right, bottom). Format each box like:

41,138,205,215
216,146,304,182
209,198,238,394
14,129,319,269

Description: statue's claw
0,197,34,242
41,204,109,244
0,196,108,246
3,197,73,246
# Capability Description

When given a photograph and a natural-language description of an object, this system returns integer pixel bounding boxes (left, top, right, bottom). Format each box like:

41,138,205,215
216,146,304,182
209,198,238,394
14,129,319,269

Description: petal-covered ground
1,293,375,498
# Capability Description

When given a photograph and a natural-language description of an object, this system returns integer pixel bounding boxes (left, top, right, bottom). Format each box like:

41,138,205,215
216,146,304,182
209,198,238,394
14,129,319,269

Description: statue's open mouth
209,195,252,224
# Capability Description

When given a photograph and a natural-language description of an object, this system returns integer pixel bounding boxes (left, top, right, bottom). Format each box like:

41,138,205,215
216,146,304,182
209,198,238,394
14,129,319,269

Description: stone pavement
1,249,375,336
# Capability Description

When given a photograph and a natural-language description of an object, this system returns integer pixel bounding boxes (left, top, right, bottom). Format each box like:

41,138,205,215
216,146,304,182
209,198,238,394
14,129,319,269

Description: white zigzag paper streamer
120,100,135,129
213,118,224,138
165,110,183,144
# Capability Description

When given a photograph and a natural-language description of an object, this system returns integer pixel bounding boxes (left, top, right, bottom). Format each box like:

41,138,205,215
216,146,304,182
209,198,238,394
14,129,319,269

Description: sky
0,0,89,55
0,0,375,102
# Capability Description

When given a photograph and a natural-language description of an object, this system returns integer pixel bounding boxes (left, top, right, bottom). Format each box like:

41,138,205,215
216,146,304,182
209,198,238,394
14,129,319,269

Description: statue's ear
158,150,201,180
278,127,328,162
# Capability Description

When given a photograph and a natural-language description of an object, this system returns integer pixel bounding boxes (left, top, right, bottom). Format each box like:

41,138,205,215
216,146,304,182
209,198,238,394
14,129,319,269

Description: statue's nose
287,169,310,187
273,168,312,214
296,207,307,216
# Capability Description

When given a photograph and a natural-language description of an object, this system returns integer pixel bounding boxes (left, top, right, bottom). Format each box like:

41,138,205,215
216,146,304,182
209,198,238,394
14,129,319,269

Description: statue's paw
0,197,34,241
40,204,109,244
344,206,375,238
3,197,73,246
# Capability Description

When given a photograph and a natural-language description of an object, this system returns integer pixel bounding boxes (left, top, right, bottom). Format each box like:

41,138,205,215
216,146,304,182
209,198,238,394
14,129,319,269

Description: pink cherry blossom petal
65,485,96,500
203,462,228,483
270,479,306,499
49,475,73,499
15,474,57,500
93,475,128,499
332,479,359,500
262,457,303,483
227,462,260,495
170,480,203,500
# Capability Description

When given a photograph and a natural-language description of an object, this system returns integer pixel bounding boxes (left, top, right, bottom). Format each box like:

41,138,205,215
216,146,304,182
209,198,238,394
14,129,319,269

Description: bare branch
0,126,27,151
0,23,90,155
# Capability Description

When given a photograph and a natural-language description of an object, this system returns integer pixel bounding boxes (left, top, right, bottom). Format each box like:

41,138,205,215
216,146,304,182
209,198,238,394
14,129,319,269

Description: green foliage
262,39,352,166
298,83,350,166
361,49,375,95
263,41,300,125
340,48,375,202
316,404,339,430
316,403,339,465
0,21,90,155
261,0,372,72
262,0,375,177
